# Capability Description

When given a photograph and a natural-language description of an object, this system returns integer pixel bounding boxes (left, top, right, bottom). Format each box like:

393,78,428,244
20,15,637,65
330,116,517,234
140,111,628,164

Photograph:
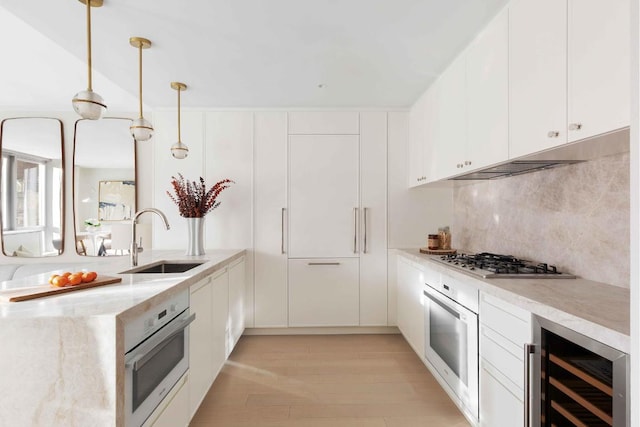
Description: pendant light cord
86,0,93,91
138,44,144,118
177,88,182,142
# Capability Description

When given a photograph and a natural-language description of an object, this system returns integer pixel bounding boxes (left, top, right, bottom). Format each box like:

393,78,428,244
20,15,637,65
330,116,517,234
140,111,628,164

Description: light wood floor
190,334,471,427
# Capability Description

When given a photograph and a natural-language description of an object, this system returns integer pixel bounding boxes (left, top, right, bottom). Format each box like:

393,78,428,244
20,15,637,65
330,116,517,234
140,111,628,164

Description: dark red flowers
167,174,234,218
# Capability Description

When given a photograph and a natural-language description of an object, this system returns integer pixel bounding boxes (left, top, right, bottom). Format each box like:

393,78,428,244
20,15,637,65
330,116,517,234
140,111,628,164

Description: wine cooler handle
281,208,286,254
524,343,535,427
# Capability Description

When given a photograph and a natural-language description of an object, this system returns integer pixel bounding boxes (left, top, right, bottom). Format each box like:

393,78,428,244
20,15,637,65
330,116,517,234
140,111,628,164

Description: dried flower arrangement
167,173,234,218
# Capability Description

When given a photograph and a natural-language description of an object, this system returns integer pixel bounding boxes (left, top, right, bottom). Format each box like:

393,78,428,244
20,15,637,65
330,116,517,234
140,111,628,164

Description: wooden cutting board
419,248,457,255
0,275,122,302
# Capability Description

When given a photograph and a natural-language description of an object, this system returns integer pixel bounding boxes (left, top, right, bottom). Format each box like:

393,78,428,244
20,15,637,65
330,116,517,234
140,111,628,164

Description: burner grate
439,252,567,276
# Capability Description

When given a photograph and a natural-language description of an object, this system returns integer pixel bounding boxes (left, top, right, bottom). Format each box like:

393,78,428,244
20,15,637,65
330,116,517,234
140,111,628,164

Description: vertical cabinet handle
281,208,286,254
524,343,535,427
363,207,368,254
353,207,358,254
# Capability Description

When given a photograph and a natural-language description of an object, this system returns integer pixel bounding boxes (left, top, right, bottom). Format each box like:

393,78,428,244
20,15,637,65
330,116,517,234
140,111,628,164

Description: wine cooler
531,316,629,427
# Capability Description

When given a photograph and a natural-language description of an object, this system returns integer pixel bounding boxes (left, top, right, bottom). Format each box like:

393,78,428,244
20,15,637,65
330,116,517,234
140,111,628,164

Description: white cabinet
288,135,359,258
509,0,568,158
228,257,246,352
479,292,532,427
432,53,466,180
188,276,214,416
466,7,509,170
143,373,189,427
288,258,360,326
568,0,630,142
254,112,288,327
359,112,388,326
211,268,229,377
408,91,428,186
396,256,426,355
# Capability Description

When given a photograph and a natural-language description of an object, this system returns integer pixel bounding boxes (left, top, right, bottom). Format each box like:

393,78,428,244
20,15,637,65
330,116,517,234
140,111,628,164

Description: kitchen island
0,249,245,427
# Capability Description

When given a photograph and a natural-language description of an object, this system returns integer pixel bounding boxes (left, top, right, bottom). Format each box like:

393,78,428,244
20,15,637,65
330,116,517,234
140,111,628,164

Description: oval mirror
73,118,137,256
0,118,64,257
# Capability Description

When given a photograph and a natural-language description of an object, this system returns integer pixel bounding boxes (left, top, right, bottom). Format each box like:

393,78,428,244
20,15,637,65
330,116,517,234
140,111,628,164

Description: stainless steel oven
124,291,195,427
423,274,479,420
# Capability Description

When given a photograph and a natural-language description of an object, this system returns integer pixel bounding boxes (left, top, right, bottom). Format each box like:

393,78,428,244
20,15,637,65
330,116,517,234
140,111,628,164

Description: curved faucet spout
131,208,171,266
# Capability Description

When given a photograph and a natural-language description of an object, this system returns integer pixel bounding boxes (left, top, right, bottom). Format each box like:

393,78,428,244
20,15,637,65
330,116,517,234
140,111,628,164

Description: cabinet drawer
480,292,531,345
288,112,359,135
480,324,525,393
480,361,524,427
288,258,359,326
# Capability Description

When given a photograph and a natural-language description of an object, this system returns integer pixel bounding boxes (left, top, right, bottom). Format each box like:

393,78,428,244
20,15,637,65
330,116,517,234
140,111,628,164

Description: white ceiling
0,0,508,110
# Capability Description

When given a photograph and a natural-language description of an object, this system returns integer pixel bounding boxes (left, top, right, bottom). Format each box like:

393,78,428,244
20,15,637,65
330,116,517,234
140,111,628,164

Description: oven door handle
126,313,196,372
423,289,460,319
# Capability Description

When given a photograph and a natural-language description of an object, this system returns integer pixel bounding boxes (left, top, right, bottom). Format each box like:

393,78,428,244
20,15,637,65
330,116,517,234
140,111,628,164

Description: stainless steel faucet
130,208,170,266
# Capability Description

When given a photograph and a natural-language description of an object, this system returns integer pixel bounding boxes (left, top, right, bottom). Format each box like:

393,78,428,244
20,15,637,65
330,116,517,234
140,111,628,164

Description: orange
61,272,72,278
68,274,83,286
52,276,69,287
48,274,59,285
81,271,97,283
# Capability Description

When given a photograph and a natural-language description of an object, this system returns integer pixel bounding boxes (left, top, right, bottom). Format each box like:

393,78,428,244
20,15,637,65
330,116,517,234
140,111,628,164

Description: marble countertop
396,248,630,353
0,249,246,320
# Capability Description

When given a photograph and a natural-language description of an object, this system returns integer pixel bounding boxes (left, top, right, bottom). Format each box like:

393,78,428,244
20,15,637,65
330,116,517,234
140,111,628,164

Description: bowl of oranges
49,271,98,288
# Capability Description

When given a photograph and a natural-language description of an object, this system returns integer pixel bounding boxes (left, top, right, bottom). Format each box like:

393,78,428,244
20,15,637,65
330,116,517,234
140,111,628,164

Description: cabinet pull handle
524,343,535,427
281,208,286,254
547,131,560,138
568,123,582,131
363,207,368,254
308,262,341,266
353,207,359,253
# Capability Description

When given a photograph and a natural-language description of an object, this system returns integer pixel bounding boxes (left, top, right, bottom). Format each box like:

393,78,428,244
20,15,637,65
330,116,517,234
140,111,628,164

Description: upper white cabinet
568,0,630,142
288,112,359,135
288,134,360,258
509,0,568,158
433,53,467,180
466,7,509,170
254,112,288,328
408,92,427,187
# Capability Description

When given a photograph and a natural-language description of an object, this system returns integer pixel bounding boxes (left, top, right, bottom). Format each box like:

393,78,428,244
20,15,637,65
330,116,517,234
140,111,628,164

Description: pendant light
72,0,107,120
170,82,189,159
129,37,153,141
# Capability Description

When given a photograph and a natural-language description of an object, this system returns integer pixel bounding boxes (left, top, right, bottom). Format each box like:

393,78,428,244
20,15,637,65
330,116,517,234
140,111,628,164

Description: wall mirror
0,118,64,257
74,118,137,256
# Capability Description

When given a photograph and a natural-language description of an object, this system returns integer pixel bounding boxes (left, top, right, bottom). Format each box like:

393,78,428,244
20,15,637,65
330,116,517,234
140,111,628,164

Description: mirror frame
72,117,138,256
0,117,65,257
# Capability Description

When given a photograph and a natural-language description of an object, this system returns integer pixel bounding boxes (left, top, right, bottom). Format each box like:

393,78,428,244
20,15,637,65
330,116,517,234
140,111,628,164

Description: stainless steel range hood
448,127,629,181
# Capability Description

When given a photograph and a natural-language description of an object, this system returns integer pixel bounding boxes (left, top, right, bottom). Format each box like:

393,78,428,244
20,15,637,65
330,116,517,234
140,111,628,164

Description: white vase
186,217,205,256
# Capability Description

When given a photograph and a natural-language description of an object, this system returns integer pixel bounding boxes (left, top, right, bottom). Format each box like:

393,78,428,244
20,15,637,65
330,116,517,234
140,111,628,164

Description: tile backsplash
453,152,630,287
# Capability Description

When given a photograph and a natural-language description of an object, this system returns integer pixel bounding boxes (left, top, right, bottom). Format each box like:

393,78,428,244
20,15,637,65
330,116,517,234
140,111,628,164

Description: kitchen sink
121,261,205,274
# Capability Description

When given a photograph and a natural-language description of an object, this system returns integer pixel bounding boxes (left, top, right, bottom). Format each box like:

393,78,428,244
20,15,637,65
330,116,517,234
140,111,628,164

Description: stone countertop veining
0,248,246,320
395,248,630,353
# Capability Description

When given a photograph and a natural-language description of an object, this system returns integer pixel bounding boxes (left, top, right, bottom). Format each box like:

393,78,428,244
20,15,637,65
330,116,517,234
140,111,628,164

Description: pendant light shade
129,37,154,141
170,82,189,159
72,0,107,120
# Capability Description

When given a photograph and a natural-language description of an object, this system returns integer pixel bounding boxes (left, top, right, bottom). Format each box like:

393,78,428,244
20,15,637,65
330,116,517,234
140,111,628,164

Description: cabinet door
480,361,523,427
189,277,214,417
288,112,359,135
211,269,229,376
288,258,359,326
288,135,359,258
228,258,245,351
360,112,388,326
510,0,568,158
433,54,466,180
466,7,509,170
254,112,288,327
568,0,630,141
408,92,426,187
396,257,425,355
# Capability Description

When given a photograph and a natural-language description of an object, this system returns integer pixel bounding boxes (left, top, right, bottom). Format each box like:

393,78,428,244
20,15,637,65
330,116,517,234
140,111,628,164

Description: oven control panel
123,290,189,353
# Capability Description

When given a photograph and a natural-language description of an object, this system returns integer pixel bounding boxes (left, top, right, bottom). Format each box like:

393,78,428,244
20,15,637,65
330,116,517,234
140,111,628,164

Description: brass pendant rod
138,44,143,118
86,0,93,91
177,88,182,142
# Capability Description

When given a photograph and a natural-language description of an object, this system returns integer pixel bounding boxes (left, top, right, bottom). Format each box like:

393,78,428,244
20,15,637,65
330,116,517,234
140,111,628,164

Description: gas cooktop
432,252,575,279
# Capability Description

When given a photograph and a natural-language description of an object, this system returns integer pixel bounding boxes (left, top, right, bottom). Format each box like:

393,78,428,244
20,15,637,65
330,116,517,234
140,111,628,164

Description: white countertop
396,248,630,353
0,249,245,320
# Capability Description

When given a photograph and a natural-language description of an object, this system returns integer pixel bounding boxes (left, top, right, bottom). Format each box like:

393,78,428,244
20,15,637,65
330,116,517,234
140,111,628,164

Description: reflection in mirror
0,118,64,257
74,118,138,256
